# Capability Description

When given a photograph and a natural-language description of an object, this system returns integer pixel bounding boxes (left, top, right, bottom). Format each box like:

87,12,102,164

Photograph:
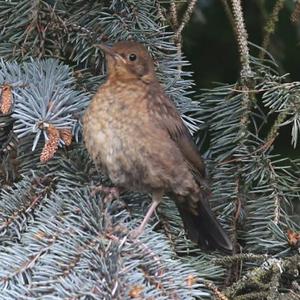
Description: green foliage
0,0,299,300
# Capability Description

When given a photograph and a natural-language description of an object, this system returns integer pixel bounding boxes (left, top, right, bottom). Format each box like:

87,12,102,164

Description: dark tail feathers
176,200,233,253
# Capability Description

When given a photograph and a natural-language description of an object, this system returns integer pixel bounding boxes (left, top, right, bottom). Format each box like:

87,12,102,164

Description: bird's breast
83,83,150,187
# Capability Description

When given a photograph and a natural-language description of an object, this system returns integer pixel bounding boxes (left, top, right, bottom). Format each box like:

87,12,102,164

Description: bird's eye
128,53,137,61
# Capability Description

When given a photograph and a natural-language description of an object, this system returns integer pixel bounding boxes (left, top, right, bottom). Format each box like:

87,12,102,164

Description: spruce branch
0,1,299,299
227,3,254,259
260,0,285,60
213,253,270,265
155,0,167,23
174,0,197,44
203,280,229,300
168,0,197,73
10,59,90,154
198,64,300,258
230,0,253,81
0,183,206,299
224,255,300,299
0,0,55,59
291,0,300,24
259,78,300,148
170,0,179,28
0,174,56,242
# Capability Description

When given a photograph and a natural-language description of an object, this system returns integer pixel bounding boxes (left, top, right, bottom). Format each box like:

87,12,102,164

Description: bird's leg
130,190,163,238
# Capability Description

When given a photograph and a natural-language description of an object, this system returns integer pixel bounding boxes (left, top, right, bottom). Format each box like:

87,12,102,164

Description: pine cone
40,125,60,163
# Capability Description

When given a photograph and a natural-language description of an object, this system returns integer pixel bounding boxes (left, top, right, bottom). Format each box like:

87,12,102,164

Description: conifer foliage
0,1,299,299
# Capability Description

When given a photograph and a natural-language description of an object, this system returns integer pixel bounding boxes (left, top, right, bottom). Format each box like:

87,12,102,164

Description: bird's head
96,41,156,83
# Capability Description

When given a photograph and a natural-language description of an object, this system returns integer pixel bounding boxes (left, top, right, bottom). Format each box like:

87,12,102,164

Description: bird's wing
149,86,207,185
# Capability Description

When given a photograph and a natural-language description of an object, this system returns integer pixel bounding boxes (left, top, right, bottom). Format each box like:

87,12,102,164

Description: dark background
182,0,300,158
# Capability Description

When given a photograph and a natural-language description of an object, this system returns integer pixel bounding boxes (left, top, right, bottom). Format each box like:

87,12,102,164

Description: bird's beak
95,44,126,64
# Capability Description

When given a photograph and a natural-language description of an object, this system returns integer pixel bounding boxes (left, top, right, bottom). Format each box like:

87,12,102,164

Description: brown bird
83,41,232,252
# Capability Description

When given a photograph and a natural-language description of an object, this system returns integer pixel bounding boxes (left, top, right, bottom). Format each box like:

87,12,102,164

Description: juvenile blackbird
83,41,233,252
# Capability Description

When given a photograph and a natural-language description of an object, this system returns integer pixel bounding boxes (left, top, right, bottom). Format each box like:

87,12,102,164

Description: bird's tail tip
176,200,233,253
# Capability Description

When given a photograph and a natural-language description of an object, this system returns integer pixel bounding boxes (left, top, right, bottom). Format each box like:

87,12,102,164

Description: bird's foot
91,185,120,203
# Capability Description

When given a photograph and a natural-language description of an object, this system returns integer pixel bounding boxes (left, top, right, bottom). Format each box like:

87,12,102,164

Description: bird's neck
108,69,138,82
108,70,157,85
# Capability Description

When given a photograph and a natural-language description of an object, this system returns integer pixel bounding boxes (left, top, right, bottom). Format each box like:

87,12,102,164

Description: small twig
291,0,300,24
156,0,167,22
203,280,229,300
224,176,242,287
170,0,178,28
268,161,283,225
265,110,289,147
260,0,285,59
174,0,197,43
230,0,252,80
217,4,256,279
230,0,254,143
214,253,269,265
170,0,197,73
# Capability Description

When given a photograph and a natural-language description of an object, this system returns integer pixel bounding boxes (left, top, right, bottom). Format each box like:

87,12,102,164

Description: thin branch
0,175,56,234
230,0,254,141
169,0,197,74
224,257,283,299
213,253,269,265
156,0,167,23
203,280,229,300
265,110,289,147
268,161,284,225
291,0,300,24
170,0,178,28
260,0,285,59
230,0,253,81
174,0,197,43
